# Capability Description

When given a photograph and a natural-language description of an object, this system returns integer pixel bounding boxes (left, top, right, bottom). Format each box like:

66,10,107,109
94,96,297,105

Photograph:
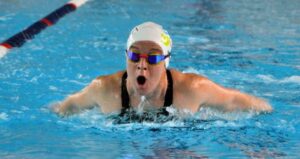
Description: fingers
251,97,273,113
50,102,71,117
257,99,273,112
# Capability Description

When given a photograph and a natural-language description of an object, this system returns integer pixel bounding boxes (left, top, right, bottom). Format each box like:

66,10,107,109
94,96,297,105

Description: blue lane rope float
0,0,88,59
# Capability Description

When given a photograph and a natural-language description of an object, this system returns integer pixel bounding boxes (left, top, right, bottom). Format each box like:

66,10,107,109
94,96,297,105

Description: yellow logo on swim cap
161,33,171,47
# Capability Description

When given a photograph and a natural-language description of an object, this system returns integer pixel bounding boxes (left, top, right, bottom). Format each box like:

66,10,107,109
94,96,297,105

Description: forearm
54,91,96,116
230,91,272,112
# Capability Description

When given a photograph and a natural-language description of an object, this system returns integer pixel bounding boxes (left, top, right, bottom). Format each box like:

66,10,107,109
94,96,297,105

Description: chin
136,86,148,95
135,84,152,96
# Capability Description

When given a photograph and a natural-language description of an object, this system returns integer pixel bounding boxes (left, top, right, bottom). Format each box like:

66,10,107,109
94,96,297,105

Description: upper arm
193,78,233,108
192,77,272,112
64,78,104,109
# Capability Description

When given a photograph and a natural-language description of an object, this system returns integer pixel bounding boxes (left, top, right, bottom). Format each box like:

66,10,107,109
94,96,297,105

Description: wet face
126,41,166,96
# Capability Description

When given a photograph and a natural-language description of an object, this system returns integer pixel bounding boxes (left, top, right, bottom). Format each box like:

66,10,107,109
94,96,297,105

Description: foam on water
136,96,146,115
257,75,300,84
0,14,13,21
0,112,9,121
52,104,264,132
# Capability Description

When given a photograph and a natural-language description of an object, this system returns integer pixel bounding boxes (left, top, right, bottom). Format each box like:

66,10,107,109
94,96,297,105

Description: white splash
11,110,23,114
182,67,201,74
257,74,300,85
69,80,87,86
0,112,9,120
49,86,58,91
21,106,30,111
0,14,13,21
136,96,146,115
281,76,300,84
195,107,257,121
257,75,276,82
188,36,210,44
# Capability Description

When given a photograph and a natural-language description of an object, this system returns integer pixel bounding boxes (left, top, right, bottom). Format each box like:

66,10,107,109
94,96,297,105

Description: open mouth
137,76,146,85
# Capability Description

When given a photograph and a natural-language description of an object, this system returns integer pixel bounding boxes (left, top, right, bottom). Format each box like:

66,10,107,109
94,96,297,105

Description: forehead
130,41,163,52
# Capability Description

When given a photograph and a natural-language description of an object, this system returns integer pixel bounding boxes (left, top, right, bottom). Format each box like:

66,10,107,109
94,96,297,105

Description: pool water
1,0,300,158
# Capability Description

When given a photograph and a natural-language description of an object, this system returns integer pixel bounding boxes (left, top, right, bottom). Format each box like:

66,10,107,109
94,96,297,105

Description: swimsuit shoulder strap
163,69,173,107
120,71,129,116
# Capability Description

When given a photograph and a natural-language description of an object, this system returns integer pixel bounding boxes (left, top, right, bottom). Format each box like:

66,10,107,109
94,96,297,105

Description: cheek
126,61,135,71
126,62,135,81
148,65,165,80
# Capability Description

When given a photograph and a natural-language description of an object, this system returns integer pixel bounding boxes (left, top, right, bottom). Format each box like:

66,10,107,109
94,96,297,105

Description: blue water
1,0,300,158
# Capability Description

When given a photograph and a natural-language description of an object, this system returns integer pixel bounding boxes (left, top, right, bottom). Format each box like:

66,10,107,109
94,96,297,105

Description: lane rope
0,0,88,59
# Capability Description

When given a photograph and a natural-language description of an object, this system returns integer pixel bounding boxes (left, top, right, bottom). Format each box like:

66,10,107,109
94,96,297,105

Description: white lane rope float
0,0,88,59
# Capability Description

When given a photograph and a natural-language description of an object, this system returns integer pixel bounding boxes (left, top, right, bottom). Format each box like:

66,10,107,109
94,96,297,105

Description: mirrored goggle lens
127,51,140,62
127,51,167,65
147,54,166,64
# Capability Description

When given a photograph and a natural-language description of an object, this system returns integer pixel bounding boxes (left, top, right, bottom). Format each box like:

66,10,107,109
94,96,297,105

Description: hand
51,101,83,117
251,97,273,112
50,102,66,117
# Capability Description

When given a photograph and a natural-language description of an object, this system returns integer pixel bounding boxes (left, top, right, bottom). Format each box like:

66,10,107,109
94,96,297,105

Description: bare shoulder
170,69,210,90
170,69,219,102
90,70,125,93
169,69,212,111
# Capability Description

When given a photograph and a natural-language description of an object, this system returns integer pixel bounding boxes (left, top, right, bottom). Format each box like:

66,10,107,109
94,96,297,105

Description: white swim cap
127,22,172,67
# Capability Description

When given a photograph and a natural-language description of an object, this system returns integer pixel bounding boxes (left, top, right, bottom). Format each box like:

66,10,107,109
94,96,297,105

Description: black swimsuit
116,70,173,123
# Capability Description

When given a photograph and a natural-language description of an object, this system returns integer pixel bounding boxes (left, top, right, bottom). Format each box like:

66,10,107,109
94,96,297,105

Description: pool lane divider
0,0,88,59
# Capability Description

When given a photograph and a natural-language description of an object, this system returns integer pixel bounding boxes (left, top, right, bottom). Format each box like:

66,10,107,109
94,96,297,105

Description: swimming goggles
126,50,170,65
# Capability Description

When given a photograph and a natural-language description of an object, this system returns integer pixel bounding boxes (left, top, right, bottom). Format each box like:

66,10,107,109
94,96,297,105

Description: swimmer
53,22,272,117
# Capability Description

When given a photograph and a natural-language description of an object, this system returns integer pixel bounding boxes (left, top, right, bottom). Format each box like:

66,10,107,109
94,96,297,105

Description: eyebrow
130,46,139,50
149,48,163,53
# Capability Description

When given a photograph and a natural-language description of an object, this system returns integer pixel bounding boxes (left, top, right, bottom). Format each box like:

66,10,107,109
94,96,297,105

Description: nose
137,57,148,71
